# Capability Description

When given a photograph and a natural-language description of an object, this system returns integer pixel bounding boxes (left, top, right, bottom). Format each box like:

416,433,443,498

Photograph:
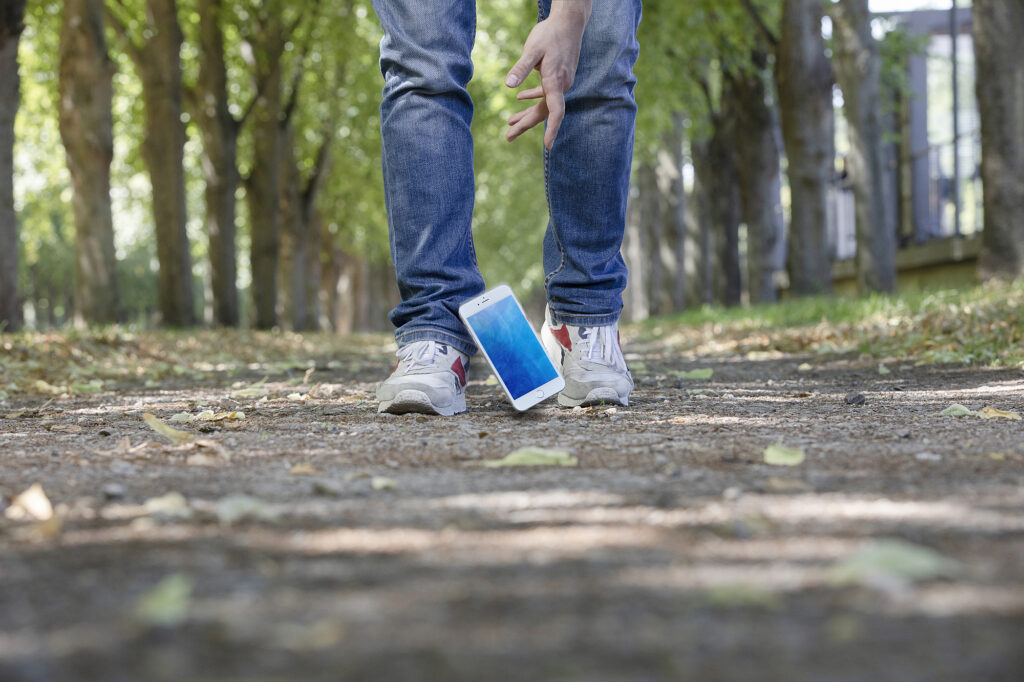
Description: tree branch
739,0,779,49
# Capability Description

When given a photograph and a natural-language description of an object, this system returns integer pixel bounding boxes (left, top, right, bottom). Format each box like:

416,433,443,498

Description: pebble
915,452,942,462
102,483,125,500
845,392,867,406
722,486,743,501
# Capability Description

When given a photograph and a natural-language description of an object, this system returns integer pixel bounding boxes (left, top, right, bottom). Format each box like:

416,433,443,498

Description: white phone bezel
459,285,565,411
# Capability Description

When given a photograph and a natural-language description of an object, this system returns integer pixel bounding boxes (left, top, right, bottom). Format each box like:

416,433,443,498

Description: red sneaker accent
552,324,572,351
450,357,467,387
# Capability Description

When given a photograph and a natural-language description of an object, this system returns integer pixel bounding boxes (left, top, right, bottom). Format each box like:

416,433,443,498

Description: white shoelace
397,341,445,373
580,326,619,366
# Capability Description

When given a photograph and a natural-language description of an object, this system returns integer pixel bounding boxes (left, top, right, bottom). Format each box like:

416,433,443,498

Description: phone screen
465,297,559,400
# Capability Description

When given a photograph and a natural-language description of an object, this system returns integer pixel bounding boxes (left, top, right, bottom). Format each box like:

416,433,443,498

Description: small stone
102,483,125,500
845,392,866,406
312,480,343,497
98,429,113,437
723,487,743,501
915,452,942,462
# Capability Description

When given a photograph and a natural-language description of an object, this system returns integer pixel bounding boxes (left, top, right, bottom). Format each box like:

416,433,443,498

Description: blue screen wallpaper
467,297,559,400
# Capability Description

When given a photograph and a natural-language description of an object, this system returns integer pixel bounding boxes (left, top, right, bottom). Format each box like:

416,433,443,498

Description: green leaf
142,413,195,444
480,447,578,468
829,539,959,586
763,444,806,467
673,368,714,380
135,574,193,627
940,404,975,417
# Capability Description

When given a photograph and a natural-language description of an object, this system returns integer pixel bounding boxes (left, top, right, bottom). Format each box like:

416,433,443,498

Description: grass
632,280,1024,368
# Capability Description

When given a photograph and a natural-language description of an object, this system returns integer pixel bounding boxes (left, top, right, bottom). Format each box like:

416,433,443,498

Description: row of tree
1,0,1022,333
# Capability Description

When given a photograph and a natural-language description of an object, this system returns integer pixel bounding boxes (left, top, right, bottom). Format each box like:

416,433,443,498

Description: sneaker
376,340,469,416
540,307,633,407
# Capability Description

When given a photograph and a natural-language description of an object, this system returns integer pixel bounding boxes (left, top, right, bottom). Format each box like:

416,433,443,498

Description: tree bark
193,0,240,326
831,0,897,293
694,99,742,307
59,0,120,325
0,1,26,331
974,0,1024,280
108,0,195,326
776,0,835,296
728,57,783,304
246,11,286,330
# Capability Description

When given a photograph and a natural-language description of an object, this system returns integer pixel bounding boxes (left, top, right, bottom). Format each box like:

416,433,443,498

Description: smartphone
459,285,565,411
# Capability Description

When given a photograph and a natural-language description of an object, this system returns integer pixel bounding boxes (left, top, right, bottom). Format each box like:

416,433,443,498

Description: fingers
506,102,548,143
505,47,540,88
516,86,545,101
541,78,566,150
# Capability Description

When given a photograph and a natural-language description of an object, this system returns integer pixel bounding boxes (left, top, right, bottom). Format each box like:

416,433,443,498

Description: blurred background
0,0,1020,334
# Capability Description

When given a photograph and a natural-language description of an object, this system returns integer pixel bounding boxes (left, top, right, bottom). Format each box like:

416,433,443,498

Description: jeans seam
542,146,567,290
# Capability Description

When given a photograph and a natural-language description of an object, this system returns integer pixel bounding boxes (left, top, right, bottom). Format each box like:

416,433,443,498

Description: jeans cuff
395,328,478,357
547,309,622,327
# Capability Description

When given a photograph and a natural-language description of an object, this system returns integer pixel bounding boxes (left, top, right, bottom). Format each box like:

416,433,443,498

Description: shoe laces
578,326,620,367
397,341,448,373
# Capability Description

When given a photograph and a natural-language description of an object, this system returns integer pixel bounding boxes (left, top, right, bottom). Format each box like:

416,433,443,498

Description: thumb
505,48,540,88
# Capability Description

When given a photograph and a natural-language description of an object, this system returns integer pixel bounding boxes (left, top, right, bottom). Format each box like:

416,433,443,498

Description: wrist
549,0,592,26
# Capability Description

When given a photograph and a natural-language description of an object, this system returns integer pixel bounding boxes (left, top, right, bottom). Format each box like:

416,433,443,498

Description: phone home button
535,389,546,399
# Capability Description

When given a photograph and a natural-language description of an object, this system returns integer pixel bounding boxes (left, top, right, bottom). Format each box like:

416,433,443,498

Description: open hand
505,1,592,150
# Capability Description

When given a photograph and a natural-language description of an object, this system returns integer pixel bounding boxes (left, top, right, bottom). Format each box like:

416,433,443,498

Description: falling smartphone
459,285,565,411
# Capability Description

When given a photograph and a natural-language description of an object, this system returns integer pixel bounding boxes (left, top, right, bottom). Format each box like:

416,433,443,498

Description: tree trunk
0,1,25,331
665,115,687,313
59,0,120,325
246,16,285,330
194,0,239,326
974,0,1024,279
278,122,302,330
694,103,742,307
776,0,835,296
728,57,783,304
831,0,897,293
110,0,195,326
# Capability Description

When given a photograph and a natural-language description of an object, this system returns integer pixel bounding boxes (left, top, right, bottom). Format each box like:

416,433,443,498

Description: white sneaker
376,341,469,416
540,307,633,407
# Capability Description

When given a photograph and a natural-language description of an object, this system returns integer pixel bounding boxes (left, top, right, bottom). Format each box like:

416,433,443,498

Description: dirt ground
2,331,1024,682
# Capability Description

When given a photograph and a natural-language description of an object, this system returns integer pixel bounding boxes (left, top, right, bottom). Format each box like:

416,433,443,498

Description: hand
505,0,592,150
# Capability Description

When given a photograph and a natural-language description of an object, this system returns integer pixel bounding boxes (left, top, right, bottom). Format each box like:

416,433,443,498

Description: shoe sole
378,389,466,416
557,387,630,408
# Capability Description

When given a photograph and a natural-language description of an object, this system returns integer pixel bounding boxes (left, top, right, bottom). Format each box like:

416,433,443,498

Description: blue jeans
373,0,642,356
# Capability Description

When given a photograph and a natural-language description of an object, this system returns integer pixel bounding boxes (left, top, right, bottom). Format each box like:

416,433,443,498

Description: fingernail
505,74,520,87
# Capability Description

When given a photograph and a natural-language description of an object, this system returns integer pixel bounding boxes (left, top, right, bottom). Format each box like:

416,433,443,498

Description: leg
372,0,483,356
539,0,642,325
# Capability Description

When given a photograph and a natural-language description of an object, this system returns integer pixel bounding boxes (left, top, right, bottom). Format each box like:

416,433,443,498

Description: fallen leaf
940,404,975,417
5,483,54,521
230,388,269,399
829,539,959,588
674,368,714,380
988,453,1007,461
797,363,813,373
481,447,578,468
976,406,1022,421
50,424,83,433
195,410,217,421
135,574,193,627
216,494,278,525
704,584,782,610
290,464,321,476
878,363,891,375
763,444,806,467
371,476,398,490
33,379,65,395
169,412,194,423
143,492,191,519
484,376,499,386
142,413,194,445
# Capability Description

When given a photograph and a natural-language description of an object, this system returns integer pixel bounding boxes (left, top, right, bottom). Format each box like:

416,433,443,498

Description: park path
2,332,1024,681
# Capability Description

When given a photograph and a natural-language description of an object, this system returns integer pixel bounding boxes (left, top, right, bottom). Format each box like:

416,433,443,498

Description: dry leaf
186,454,221,467
940,404,974,417
216,495,278,525
144,492,191,519
797,363,813,373
763,444,806,467
674,368,714,380
481,447,578,468
829,539,959,588
371,476,398,490
290,464,321,476
142,413,195,445
976,406,1022,421
878,363,891,375
5,483,54,521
